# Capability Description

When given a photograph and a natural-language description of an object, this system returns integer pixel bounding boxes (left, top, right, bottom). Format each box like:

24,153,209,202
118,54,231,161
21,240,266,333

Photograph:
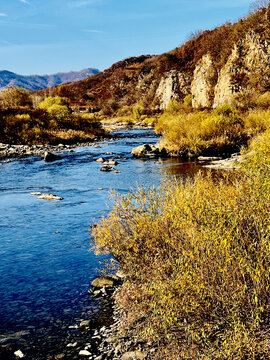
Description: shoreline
0,123,154,163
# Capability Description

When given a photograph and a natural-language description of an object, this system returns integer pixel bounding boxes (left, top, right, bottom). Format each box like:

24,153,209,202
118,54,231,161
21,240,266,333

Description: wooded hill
36,4,270,114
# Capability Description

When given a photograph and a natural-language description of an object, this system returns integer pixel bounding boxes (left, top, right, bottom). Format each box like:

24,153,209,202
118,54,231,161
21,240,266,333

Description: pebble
14,350,25,358
79,349,92,356
80,320,90,329
67,342,78,347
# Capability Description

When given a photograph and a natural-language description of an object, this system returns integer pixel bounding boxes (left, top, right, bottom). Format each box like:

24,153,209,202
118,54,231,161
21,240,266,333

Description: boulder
131,144,167,158
131,144,158,158
96,157,105,163
44,151,62,162
91,276,116,288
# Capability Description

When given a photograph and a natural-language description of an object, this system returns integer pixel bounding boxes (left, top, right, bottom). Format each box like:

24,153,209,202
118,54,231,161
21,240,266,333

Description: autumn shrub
39,96,69,110
244,109,270,136
0,101,106,145
133,104,146,120
93,137,270,359
156,105,246,156
0,87,32,109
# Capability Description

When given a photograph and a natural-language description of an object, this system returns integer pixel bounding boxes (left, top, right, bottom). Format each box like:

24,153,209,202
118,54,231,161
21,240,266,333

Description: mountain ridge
36,5,270,114
0,68,99,91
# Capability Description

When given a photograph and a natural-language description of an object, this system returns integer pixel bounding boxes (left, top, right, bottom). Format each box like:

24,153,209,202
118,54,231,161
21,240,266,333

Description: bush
0,87,32,109
155,105,245,156
133,104,146,120
46,103,71,121
93,143,270,358
39,96,69,110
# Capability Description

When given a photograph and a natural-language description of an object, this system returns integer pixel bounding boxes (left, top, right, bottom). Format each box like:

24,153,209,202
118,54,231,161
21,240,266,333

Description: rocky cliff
37,6,270,113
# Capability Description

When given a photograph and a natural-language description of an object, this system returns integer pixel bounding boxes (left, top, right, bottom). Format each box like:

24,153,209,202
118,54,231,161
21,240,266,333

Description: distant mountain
0,68,99,91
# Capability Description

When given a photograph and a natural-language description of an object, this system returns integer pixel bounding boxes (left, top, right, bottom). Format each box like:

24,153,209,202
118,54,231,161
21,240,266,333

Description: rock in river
131,144,167,158
100,165,115,172
91,276,116,288
43,151,62,162
37,193,63,201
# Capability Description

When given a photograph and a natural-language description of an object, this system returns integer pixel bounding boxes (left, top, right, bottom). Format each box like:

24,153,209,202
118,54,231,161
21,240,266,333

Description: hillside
0,68,99,91
37,5,270,114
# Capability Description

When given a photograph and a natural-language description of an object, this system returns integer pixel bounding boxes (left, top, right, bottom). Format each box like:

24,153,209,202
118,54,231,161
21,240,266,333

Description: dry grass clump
93,136,270,358
46,129,96,143
155,104,246,156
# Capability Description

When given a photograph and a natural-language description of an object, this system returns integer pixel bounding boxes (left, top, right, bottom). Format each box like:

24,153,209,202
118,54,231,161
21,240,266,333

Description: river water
0,128,209,359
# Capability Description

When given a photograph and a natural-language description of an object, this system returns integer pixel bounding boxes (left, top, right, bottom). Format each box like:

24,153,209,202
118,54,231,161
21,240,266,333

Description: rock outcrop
214,32,270,107
156,71,190,109
191,54,217,108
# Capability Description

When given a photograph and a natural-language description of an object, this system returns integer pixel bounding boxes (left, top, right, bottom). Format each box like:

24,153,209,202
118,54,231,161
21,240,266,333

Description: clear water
0,128,209,359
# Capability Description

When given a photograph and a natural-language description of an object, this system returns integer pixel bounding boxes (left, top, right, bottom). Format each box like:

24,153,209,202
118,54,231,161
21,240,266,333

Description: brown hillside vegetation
36,4,270,115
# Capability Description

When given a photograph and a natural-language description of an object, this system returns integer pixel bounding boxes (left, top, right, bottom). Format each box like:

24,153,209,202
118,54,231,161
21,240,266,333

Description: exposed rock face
191,54,217,108
156,71,190,109
213,46,240,107
214,32,270,107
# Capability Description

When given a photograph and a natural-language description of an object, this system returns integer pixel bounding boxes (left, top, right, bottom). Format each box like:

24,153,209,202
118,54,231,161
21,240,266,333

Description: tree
0,87,32,109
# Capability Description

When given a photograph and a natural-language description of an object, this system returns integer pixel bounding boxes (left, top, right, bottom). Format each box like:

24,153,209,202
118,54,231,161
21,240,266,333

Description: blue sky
0,0,252,75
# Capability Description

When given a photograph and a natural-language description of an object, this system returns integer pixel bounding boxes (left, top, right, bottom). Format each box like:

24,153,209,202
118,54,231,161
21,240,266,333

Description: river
0,128,210,359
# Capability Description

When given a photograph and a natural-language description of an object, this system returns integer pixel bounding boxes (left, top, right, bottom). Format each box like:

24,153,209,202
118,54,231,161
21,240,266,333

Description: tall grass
93,131,270,359
155,105,246,156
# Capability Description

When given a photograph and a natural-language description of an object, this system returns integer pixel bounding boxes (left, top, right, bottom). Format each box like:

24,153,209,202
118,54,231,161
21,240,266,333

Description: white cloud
0,13,7,17
19,0,31,5
68,0,103,8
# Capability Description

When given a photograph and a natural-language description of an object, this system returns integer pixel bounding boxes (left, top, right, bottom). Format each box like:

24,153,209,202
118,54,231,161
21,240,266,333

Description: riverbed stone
79,349,92,356
103,159,119,166
91,276,115,288
14,350,25,358
43,151,62,162
96,157,105,163
37,193,63,201
100,165,115,172
79,320,90,329
122,351,147,360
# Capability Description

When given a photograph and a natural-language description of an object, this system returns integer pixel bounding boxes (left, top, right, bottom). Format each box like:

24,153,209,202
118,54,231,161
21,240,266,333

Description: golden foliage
93,131,270,358
155,105,245,156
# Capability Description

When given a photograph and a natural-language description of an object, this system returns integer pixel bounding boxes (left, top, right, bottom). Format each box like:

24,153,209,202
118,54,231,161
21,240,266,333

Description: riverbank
0,141,102,162
92,129,270,359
